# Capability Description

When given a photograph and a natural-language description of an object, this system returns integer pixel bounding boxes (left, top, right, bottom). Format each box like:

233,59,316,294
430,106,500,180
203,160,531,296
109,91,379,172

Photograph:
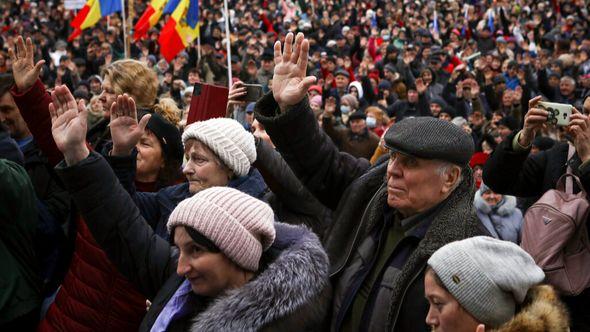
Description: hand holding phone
538,101,572,127
241,84,263,102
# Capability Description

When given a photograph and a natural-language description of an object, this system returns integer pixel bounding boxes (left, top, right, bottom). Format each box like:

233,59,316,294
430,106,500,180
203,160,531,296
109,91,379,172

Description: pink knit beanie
167,187,276,271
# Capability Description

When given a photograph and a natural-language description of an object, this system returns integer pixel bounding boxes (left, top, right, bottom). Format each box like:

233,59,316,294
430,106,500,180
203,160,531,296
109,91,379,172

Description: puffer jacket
255,93,487,331
474,189,523,244
12,79,148,331
55,152,331,331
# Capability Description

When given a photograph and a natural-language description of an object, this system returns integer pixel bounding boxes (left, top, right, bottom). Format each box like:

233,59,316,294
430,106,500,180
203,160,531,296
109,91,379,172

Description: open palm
49,85,88,157
272,32,317,110
110,94,151,156
8,36,45,91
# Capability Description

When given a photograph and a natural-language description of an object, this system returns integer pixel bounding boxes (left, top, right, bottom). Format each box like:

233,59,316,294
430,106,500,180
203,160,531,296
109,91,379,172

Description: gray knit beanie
167,187,275,271
182,118,256,177
427,236,545,328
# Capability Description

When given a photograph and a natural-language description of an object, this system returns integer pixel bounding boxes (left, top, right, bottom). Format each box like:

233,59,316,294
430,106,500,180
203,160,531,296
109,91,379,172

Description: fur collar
189,223,329,331
474,191,518,216
493,285,569,332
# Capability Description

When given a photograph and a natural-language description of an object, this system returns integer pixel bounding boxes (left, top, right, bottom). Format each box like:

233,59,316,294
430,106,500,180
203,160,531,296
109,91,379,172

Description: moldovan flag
159,0,200,62
68,0,122,41
133,0,168,41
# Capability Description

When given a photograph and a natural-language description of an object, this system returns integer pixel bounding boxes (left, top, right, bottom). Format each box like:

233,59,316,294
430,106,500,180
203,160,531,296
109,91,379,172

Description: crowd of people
1,0,590,331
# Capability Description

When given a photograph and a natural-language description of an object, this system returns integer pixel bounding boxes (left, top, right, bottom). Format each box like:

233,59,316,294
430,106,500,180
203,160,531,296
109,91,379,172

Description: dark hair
170,226,221,253
0,74,14,96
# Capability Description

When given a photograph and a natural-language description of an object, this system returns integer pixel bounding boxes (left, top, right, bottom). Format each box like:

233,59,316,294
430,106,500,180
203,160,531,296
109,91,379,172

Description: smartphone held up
538,102,573,127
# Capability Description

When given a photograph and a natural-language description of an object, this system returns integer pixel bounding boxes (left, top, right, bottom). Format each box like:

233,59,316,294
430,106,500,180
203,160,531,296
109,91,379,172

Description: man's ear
441,165,461,195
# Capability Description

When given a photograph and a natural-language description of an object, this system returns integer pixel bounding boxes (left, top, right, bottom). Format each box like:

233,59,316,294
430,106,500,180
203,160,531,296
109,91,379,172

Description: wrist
518,129,534,147
111,146,133,156
64,145,90,166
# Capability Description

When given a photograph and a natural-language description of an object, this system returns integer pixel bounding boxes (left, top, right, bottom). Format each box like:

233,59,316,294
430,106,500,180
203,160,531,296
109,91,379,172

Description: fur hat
182,118,256,177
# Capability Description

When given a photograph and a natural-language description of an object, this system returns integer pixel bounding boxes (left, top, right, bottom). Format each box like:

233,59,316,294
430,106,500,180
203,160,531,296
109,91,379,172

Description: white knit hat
167,186,275,271
427,236,545,328
182,118,256,177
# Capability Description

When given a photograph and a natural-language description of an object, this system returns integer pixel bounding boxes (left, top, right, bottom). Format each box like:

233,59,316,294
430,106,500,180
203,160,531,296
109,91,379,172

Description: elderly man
255,32,487,331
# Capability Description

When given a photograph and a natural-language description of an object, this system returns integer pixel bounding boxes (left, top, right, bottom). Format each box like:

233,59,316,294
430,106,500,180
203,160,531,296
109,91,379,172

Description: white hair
436,162,463,192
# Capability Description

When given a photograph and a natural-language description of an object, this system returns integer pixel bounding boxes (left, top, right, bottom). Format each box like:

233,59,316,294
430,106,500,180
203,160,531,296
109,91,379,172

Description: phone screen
243,84,263,102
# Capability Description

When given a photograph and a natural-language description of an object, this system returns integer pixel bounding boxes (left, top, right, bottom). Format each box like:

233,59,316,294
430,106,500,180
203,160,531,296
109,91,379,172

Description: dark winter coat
483,132,590,331
107,152,268,240
255,93,487,331
56,152,331,331
12,79,154,332
0,159,41,326
322,118,380,160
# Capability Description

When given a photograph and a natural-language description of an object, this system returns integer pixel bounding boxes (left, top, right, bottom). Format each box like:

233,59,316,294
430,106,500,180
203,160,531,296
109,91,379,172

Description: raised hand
8,36,45,91
415,78,428,95
110,94,151,156
272,32,317,111
49,85,89,165
568,107,590,163
519,96,547,147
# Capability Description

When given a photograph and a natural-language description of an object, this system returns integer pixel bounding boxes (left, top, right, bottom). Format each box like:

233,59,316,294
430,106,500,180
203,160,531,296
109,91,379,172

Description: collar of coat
187,222,330,331
492,285,569,331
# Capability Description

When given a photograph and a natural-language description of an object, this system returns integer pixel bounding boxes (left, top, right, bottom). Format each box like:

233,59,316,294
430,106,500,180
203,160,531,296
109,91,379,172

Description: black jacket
255,93,487,330
483,132,590,332
56,152,331,331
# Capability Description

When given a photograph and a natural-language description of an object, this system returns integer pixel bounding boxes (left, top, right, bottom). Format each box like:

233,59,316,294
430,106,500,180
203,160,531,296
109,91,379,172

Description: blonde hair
365,106,390,125
102,59,158,108
153,98,181,126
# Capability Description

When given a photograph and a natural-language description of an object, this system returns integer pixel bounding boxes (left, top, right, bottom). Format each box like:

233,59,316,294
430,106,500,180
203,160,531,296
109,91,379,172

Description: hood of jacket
494,285,569,332
474,190,518,217
189,222,330,331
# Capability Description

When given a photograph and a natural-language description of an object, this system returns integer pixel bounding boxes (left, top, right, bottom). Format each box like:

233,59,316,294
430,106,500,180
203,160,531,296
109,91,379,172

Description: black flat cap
384,117,474,166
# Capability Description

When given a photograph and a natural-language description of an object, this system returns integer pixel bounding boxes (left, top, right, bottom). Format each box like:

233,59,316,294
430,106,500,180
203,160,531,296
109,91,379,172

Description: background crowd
1,0,590,331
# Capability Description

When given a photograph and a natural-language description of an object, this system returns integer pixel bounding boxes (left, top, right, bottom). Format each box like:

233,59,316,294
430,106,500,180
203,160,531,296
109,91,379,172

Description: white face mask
366,116,377,128
341,105,351,114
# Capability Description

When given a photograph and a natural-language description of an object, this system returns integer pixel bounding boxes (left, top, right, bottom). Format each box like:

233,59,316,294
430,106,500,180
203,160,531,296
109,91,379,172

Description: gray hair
436,161,463,192
560,76,576,86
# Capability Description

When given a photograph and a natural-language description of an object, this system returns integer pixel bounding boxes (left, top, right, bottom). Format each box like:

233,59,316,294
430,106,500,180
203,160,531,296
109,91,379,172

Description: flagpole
223,0,232,88
197,35,202,62
121,0,128,58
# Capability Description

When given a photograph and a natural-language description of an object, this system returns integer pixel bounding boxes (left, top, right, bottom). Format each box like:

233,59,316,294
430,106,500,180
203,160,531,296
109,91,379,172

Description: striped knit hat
182,118,256,177
167,187,275,271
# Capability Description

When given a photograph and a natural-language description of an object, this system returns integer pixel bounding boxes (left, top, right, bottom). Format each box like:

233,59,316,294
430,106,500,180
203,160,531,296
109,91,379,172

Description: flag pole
197,35,202,62
121,0,128,58
223,0,232,88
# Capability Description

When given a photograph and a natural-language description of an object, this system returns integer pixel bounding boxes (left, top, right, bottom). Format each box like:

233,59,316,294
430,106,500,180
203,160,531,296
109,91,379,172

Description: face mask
366,117,377,128
382,35,391,41
341,105,351,114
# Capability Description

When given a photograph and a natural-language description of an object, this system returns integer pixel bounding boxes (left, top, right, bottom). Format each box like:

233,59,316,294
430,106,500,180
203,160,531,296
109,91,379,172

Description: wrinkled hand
272,32,317,111
8,36,45,92
110,94,151,156
568,108,590,163
49,85,89,165
226,81,247,116
519,96,548,147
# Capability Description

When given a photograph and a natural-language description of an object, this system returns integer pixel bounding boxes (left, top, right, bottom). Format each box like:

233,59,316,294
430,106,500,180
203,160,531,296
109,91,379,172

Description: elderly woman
47,92,331,330
474,183,523,244
425,236,568,332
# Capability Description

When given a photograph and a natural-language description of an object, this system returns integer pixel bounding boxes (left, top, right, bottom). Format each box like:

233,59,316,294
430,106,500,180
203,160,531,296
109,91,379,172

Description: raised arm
255,33,370,209
49,85,176,299
8,36,63,166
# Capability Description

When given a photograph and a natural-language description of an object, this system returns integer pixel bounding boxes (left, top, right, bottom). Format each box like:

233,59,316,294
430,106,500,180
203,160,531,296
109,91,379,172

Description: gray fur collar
189,223,329,331
474,191,518,216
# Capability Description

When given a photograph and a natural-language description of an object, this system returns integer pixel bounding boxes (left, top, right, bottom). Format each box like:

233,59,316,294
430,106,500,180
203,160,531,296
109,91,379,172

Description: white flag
64,0,87,10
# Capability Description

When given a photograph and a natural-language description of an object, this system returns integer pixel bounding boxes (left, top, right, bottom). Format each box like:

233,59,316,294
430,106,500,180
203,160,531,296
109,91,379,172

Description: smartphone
538,101,572,127
241,84,263,102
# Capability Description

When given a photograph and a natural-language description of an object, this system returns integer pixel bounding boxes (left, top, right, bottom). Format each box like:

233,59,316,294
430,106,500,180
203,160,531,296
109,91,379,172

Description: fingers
25,37,34,60
78,100,88,123
273,40,282,64
33,59,45,74
50,88,64,116
290,32,303,64
569,119,588,131
15,36,26,59
49,102,57,122
7,47,16,62
283,32,294,63
231,80,243,90
138,113,151,131
297,38,310,71
528,96,542,109
572,107,580,114
110,98,119,120
127,94,137,120
298,76,317,92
